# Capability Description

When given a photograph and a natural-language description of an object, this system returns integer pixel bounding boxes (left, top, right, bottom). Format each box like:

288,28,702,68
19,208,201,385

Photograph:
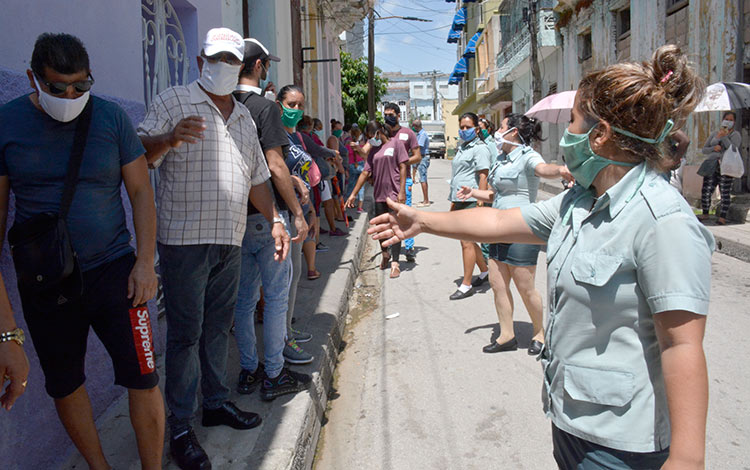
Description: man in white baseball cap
138,25,288,470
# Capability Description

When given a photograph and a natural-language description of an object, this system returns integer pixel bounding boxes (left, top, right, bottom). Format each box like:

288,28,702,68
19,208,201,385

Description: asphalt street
314,158,750,470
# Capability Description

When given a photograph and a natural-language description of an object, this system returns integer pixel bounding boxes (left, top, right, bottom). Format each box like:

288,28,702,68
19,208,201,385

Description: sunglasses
36,73,95,95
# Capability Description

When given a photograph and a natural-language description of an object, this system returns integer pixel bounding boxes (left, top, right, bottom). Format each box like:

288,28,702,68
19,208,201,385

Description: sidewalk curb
246,204,372,470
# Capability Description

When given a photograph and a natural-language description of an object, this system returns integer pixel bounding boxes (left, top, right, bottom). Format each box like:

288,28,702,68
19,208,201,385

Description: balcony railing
495,9,557,82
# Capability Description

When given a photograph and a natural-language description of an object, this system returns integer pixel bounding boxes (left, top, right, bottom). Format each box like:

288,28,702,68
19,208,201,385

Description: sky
369,0,459,75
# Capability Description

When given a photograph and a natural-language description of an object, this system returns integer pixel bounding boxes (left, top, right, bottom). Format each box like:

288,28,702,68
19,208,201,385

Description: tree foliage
340,51,388,128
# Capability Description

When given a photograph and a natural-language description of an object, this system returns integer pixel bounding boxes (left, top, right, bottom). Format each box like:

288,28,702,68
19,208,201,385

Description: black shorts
19,253,159,399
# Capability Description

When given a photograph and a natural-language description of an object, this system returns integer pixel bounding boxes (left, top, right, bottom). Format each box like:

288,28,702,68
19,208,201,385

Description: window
547,83,558,96
666,0,689,14
665,0,689,49
617,8,630,39
398,100,406,107
578,32,592,61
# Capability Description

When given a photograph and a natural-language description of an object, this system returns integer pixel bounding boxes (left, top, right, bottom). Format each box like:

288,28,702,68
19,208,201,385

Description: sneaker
237,364,264,394
316,242,329,252
357,207,364,213
329,227,347,237
289,327,312,343
283,338,314,364
260,367,312,401
170,428,211,470
319,228,329,235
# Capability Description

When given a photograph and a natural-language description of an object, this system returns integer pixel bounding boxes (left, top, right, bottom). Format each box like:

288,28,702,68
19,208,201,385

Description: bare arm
654,310,708,470
0,177,30,410
265,146,308,242
407,147,422,166
457,186,495,203
398,163,407,203
122,156,158,307
368,199,543,247
140,116,206,166
535,163,574,182
345,170,371,208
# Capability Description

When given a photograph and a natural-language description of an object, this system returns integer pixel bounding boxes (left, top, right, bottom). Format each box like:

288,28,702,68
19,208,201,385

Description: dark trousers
552,424,669,469
701,169,733,218
375,201,401,262
158,243,242,435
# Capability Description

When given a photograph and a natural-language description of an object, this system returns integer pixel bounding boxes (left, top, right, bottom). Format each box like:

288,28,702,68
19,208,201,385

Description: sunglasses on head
36,72,95,95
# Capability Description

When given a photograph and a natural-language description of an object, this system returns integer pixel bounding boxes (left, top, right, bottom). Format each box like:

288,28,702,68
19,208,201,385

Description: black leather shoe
171,428,211,470
482,338,518,353
449,287,474,300
528,340,544,356
202,401,262,430
471,274,488,287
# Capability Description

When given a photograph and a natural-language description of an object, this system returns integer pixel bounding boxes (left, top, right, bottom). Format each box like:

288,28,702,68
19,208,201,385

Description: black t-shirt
234,90,289,214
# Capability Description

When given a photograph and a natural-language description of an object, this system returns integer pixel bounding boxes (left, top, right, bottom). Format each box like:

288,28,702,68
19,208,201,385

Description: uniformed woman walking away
447,112,491,300
458,114,573,355
369,45,711,470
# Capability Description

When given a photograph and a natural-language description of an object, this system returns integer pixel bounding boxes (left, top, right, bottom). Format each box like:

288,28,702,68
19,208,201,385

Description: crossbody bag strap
59,99,93,219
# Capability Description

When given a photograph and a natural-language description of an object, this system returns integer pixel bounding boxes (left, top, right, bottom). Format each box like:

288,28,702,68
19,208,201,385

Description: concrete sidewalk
540,177,750,263
62,203,372,470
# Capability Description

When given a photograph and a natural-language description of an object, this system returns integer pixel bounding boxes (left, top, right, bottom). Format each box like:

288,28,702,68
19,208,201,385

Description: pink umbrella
525,90,577,123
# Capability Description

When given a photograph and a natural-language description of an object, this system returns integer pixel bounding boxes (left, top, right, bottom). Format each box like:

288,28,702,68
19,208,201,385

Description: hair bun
649,45,705,127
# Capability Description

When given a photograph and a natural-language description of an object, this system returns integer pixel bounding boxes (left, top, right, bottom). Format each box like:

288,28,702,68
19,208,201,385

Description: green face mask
281,105,303,128
332,129,343,138
480,129,490,139
559,119,674,189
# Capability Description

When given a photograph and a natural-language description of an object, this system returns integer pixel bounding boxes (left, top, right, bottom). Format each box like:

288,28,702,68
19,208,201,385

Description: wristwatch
0,328,25,346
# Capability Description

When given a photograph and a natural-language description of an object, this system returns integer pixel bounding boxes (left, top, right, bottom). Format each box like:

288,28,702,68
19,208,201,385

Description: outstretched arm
368,198,543,247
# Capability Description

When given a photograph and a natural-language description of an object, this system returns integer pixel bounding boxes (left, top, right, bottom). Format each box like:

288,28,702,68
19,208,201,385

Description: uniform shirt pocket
563,364,635,407
571,253,623,287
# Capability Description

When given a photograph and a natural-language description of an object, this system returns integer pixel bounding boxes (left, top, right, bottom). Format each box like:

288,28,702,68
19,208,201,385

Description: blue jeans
404,177,414,251
159,243,241,435
234,212,291,379
347,162,365,201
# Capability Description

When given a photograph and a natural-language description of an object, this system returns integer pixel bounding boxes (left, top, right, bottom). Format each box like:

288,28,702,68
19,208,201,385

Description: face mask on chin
33,75,90,122
199,60,241,96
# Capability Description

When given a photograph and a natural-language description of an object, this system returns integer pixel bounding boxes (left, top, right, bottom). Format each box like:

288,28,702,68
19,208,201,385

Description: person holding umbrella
698,111,742,224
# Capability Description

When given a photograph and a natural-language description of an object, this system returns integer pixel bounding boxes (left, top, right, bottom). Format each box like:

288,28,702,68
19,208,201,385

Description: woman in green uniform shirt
448,112,492,300
369,45,711,469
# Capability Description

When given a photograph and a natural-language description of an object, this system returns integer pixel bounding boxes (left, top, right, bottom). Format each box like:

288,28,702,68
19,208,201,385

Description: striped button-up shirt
138,81,270,247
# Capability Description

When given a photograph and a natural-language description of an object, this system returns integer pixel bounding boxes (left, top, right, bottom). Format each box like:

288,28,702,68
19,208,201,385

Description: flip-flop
390,265,401,278
307,270,321,280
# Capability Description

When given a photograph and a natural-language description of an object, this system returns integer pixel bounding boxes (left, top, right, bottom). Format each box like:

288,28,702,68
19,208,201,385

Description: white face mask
368,136,382,147
33,75,90,123
494,128,522,152
721,119,735,129
199,60,241,96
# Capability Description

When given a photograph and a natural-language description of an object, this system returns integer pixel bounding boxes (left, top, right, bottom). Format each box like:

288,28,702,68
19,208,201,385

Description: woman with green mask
368,45,712,469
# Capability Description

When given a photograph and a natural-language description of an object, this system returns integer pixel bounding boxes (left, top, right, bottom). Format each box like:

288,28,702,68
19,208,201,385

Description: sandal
380,252,391,270
307,270,321,280
389,265,401,279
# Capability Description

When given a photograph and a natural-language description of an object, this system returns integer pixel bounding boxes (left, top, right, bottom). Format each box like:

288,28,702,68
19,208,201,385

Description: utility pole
367,7,375,120
419,70,442,120
527,0,542,104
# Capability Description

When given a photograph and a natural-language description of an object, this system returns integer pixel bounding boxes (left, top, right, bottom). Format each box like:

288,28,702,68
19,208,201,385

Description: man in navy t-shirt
0,33,163,469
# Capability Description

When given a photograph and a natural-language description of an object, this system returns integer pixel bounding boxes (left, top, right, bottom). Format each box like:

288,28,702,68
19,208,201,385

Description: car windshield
429,133,445,142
